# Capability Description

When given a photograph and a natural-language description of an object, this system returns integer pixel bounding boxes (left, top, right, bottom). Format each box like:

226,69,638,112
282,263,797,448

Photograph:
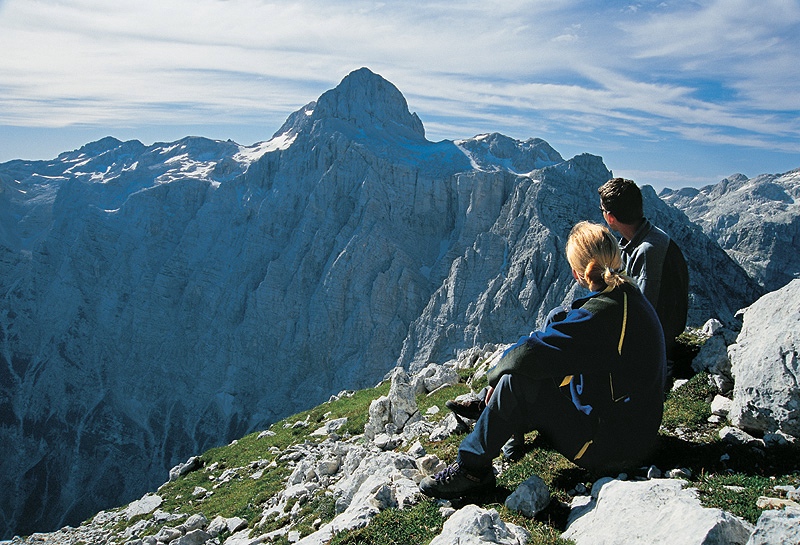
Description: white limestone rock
364,368,421,441
223,529,267,545
294,450,422,545
180,513,208,533
123,494,163,521
429,412,469,442
710,395,732,417
310,417,348,437
702,318,725,336
729,279,800,438
563,479,754,545
719,426,762,446
169,456,203,482
411,363,460,395
428,504,530,545
174,529,211,545
207,516,247,537
746,506,800,545
692,333,734,393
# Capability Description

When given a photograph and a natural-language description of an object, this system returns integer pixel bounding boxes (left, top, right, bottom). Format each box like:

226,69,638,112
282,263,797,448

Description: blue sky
0,0,798,191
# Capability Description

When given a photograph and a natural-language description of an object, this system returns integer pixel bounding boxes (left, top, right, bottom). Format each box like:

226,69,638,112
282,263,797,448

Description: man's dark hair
598,178,644,224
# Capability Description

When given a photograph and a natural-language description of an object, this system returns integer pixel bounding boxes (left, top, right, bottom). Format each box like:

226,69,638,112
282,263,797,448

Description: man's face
600,203,620,233
600,202,611,226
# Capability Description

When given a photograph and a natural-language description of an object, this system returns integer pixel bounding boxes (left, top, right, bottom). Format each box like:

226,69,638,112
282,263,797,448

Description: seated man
420,222,667,499
598,177,689,374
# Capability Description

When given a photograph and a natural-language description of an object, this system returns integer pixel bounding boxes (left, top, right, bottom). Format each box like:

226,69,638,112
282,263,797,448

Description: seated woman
420,221,667,499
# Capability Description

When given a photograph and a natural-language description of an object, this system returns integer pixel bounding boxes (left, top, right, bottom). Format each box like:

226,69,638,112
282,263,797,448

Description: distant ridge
662,169,800,292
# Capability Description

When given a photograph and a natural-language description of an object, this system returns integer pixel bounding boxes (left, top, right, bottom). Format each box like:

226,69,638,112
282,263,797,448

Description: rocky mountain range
0,67,783,539
660,169,800,292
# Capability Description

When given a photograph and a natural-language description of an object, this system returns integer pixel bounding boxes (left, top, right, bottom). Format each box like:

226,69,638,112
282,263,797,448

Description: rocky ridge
661,169,800,292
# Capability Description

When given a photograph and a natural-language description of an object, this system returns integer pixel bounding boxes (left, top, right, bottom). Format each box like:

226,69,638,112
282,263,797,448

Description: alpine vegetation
8,286,800,545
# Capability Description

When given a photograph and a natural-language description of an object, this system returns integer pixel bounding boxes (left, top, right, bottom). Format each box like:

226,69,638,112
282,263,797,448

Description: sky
0,0,799,191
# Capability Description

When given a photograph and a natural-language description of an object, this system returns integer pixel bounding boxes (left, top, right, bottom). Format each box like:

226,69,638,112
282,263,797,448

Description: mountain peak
311,67,426,141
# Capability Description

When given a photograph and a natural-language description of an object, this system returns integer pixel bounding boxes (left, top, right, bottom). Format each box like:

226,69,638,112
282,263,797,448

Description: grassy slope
102,332,799,545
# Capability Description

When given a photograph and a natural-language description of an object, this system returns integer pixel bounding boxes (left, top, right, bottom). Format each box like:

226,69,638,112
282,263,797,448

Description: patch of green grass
328,500,444,545
497,437,586,504
696,473,800,524
284,494,338,539
495,508,576,545
469,370,489,393
662,372,715,432
112,381,395,540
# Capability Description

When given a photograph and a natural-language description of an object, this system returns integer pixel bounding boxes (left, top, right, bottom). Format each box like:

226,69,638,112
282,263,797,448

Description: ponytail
567,221,633,291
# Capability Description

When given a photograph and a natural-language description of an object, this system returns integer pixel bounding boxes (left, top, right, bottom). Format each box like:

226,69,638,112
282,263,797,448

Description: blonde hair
566,221,631,290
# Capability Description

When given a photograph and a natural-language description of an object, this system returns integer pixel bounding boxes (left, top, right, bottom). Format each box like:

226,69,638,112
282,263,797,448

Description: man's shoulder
624,220,671,259
641,221,671,244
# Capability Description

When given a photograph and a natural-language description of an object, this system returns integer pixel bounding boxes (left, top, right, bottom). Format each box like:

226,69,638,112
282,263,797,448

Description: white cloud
0,0,797,178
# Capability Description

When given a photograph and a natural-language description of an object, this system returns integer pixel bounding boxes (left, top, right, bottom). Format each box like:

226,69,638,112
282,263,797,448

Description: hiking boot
419,462,495,499
445,398,485,420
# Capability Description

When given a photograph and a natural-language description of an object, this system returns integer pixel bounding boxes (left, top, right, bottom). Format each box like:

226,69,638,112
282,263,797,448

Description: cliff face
0,68,759,538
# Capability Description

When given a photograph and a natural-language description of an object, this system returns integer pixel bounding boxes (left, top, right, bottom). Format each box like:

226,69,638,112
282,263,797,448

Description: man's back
621,219,689,359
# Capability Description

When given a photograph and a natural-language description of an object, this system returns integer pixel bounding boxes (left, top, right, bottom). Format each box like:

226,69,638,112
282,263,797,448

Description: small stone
174,529,212,545
672,379,689,390
763,431,791,447
154,526,182,543
756,496,800,509
169,456,203,482
406,440,426,458
124,494,163,520
417,454,444,475
710,395,732,416
505,474,551,517
183,513,207,532
702,319,724,336
719,426,761,446
666,468,692,479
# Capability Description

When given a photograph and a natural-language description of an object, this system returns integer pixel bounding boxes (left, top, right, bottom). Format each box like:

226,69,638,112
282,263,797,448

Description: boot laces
433,462,462,483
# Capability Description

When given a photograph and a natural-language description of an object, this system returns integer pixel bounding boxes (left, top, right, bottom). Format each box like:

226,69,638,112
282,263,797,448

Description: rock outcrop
563,479,754,545
729,279,800,438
